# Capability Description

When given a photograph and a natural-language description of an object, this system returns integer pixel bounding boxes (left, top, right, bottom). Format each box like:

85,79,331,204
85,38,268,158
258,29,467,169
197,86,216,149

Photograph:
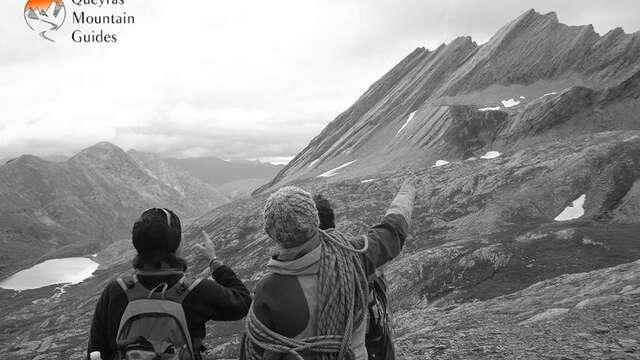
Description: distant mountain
0,142,227,278
167,156,284,185
127,150,229,210
2,154,67,164
166,156,284,198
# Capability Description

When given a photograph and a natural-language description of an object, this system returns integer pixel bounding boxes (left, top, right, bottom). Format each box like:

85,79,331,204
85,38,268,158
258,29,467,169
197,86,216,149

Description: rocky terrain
1,8,640,360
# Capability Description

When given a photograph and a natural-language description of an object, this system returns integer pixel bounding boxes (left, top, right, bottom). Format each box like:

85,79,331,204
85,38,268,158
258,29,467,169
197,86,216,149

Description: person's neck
277,232,321,261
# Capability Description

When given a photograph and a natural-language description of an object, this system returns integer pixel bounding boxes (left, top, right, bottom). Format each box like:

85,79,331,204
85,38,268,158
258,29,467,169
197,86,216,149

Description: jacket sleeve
188,263,252,321
87,287,113,360
356,181,416,277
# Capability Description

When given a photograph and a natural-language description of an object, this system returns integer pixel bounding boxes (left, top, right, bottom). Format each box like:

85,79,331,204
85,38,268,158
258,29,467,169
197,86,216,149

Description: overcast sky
1,0,638,163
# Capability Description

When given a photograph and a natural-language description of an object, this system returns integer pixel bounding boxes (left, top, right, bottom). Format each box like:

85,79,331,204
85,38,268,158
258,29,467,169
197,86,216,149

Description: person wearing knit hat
131,208,186,269
263,186,320,249
243,179,418,360
88,208,252,360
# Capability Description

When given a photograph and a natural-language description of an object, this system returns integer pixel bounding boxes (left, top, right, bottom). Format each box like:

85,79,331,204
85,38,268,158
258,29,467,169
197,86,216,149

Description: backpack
115,272,202,360
365,273,395,360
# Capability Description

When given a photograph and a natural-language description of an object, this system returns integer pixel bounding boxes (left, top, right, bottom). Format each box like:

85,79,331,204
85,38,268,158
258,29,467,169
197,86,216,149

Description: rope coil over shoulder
244,230,369,360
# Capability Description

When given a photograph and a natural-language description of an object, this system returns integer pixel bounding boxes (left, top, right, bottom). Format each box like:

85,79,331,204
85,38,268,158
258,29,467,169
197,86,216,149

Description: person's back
314,194,397,360
243,181,416,359
87,208,252,360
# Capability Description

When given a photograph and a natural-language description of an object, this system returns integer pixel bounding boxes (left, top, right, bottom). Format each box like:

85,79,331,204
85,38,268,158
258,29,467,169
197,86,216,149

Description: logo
24,0,66,42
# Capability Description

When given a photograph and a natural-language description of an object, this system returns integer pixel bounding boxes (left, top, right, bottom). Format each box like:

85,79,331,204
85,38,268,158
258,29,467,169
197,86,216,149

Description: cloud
0,0,638,159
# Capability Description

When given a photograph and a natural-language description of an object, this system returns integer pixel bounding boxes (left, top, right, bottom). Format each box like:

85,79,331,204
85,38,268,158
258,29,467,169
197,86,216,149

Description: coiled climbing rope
244,230,369,360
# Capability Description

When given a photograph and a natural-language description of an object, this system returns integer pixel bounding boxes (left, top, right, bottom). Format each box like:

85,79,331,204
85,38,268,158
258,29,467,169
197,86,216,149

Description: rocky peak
2,154,48,168
257,9,640,194
68,142,148,181
71,141,124,159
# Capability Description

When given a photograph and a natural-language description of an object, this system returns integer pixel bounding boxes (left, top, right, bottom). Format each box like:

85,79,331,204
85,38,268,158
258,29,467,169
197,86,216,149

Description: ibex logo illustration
24,0,66,42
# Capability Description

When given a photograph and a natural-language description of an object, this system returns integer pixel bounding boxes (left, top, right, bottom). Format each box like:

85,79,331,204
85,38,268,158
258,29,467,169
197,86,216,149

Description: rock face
2,9,640,360
0,142,228,279
257,9,640,192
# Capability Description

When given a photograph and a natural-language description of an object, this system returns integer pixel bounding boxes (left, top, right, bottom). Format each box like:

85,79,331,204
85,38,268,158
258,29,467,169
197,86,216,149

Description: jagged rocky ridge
2,9,640,360
258,9,640,191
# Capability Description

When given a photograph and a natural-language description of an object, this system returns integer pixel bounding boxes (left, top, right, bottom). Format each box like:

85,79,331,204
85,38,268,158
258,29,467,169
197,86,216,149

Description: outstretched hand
194,231,217,261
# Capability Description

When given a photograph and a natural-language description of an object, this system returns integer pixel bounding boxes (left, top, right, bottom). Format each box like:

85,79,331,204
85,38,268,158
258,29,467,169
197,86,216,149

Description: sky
1,0,639,163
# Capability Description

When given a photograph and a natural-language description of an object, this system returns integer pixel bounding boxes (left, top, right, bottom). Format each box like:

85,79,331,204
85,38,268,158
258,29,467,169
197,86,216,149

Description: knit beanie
132,208,182,256
263,186,319,248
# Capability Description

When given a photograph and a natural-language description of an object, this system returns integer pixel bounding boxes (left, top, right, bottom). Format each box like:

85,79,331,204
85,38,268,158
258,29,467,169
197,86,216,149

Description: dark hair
131,208,186,270
313,194,335,230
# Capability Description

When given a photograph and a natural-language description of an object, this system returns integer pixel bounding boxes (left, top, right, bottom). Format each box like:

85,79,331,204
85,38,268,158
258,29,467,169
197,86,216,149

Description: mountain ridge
0,142,229,279
257,9,640,193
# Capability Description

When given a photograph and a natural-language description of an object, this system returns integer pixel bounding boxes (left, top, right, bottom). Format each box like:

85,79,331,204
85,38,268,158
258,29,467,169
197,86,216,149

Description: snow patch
480,151,501,159
519,96,526,99
317,160,357,178
543,91,558,97
501,99,521,107
396,111,416,136
361,179,376,183
465,157,478,161
554,195,586,221
142,168,158,180
173,185,186,197
308,159,319,169
582,237,607,249
479,106,501,112
433,160,450,167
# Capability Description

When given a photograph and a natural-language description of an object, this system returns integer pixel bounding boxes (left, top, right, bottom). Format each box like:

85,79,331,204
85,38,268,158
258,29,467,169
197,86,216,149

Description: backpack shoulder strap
164,276,204,304
116,274,153,301
116,274,135,292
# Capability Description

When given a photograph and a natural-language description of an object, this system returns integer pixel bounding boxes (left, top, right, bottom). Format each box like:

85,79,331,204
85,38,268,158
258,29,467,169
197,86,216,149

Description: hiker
87,208,252,360
243,180,417,359
313,194,395,360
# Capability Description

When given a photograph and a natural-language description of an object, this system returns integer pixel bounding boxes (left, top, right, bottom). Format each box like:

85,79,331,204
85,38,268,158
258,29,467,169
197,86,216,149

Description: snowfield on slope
396,111,416,136
308,159,319,169
317,160,357,178
502,98,521,107
481,151,502,159
479,106,501,111
433,160,450,167
555,195,586,221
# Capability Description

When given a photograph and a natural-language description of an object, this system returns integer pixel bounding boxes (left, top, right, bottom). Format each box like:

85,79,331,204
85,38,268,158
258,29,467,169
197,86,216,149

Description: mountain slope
257,9,640,192
127,150,230,211
0,142,227,278
4,131,639,359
